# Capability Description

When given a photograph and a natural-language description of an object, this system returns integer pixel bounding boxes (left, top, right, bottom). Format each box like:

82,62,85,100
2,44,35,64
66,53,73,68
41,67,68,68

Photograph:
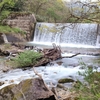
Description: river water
0,23,100,89
0,53,100,89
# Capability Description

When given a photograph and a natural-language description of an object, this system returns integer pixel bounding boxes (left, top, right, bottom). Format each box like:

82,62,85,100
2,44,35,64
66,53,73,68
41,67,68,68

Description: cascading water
33,23,99,47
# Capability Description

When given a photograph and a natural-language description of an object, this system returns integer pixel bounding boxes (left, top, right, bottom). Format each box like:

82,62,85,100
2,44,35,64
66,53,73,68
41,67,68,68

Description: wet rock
3,69,9,72
0,49,10,56
56,61,63,65
58,78,74,84
0,81,4,86
0,78,56,100
57,83,67,91
56,87,77,100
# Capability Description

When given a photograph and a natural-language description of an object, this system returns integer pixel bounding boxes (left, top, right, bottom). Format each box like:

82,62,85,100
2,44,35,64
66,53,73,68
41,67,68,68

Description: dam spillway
33,23,100,47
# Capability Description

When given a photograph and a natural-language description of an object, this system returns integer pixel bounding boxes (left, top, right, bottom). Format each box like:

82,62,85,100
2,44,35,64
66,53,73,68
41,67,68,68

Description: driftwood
0,43,80,67
34,44,62,67
34,44,80,67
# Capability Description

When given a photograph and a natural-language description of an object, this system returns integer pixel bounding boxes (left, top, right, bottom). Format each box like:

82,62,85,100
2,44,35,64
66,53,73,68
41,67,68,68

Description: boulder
0,49,10,56
0,78,56,100
58,78,74,84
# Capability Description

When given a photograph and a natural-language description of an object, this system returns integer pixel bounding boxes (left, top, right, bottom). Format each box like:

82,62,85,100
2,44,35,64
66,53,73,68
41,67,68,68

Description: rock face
0,78,56,100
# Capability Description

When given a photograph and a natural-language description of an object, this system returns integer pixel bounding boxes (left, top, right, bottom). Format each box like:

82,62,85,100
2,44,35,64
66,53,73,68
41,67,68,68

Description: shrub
11,50,42,68
73,61,100,100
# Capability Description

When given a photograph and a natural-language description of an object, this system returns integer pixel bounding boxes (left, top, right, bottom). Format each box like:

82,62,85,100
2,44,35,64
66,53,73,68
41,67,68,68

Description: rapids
0,53,100,89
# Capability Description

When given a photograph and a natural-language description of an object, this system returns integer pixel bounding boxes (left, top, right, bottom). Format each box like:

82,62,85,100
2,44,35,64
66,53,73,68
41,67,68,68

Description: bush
73,61,100,100
11,50,42,68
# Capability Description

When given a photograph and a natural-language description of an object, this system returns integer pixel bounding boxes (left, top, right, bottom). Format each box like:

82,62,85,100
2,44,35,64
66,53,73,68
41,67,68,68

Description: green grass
0,25,26,34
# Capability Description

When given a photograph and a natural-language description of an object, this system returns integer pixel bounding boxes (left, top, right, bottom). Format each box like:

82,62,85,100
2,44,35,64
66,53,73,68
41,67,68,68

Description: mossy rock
58,78,74,83
0,78,55,100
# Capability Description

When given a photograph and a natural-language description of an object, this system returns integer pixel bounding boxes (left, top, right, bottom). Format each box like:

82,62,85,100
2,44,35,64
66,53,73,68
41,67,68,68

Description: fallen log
2,43,80,67
34,44,80,67
34,45,62,67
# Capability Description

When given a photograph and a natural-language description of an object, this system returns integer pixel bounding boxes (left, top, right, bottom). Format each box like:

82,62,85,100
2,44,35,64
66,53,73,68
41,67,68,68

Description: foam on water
0,53,100,89
0,64,83,89
28,41,98,48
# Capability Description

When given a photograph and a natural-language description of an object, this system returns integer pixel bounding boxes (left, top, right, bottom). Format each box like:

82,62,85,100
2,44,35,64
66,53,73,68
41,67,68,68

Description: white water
0,64,83,89
28,41,99,48
33,23,99,46
0,54,100,89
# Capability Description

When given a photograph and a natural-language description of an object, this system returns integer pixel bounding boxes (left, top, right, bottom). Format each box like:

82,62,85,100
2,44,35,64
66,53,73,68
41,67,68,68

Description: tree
0,0,16,22
64,0,100,23
10,0,25,11
24,0,70,23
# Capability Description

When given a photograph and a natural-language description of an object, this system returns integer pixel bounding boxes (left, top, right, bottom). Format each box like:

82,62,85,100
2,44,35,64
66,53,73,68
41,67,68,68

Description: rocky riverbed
0,52,100,88
0,43,100,100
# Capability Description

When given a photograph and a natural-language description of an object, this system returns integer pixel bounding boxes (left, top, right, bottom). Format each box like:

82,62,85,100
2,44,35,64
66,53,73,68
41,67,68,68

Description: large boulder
0,78,56,100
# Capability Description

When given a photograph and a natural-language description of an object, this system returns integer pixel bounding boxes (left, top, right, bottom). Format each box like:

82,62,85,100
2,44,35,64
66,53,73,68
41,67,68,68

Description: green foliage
0,0,16,22
0,25,26,34
11,50,42,68
0,10,10,21
24,0,70,23
73,61,100,100
36,14,46,22
69,1,100,23
11,0,25,11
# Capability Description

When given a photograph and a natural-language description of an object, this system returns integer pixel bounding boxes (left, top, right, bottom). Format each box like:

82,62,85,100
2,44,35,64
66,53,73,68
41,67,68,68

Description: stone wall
6,13,36,41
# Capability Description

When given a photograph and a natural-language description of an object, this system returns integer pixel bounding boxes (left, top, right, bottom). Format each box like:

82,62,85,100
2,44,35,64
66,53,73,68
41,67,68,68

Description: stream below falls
1,23,100,90
0,53,100,90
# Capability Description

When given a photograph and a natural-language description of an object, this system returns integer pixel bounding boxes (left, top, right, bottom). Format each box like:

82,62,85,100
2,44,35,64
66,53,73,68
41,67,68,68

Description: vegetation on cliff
0,25,25,34
0,0,26,34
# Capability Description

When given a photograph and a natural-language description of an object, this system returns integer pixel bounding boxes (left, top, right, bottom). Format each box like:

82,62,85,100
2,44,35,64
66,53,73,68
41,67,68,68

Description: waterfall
33,23,99,47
